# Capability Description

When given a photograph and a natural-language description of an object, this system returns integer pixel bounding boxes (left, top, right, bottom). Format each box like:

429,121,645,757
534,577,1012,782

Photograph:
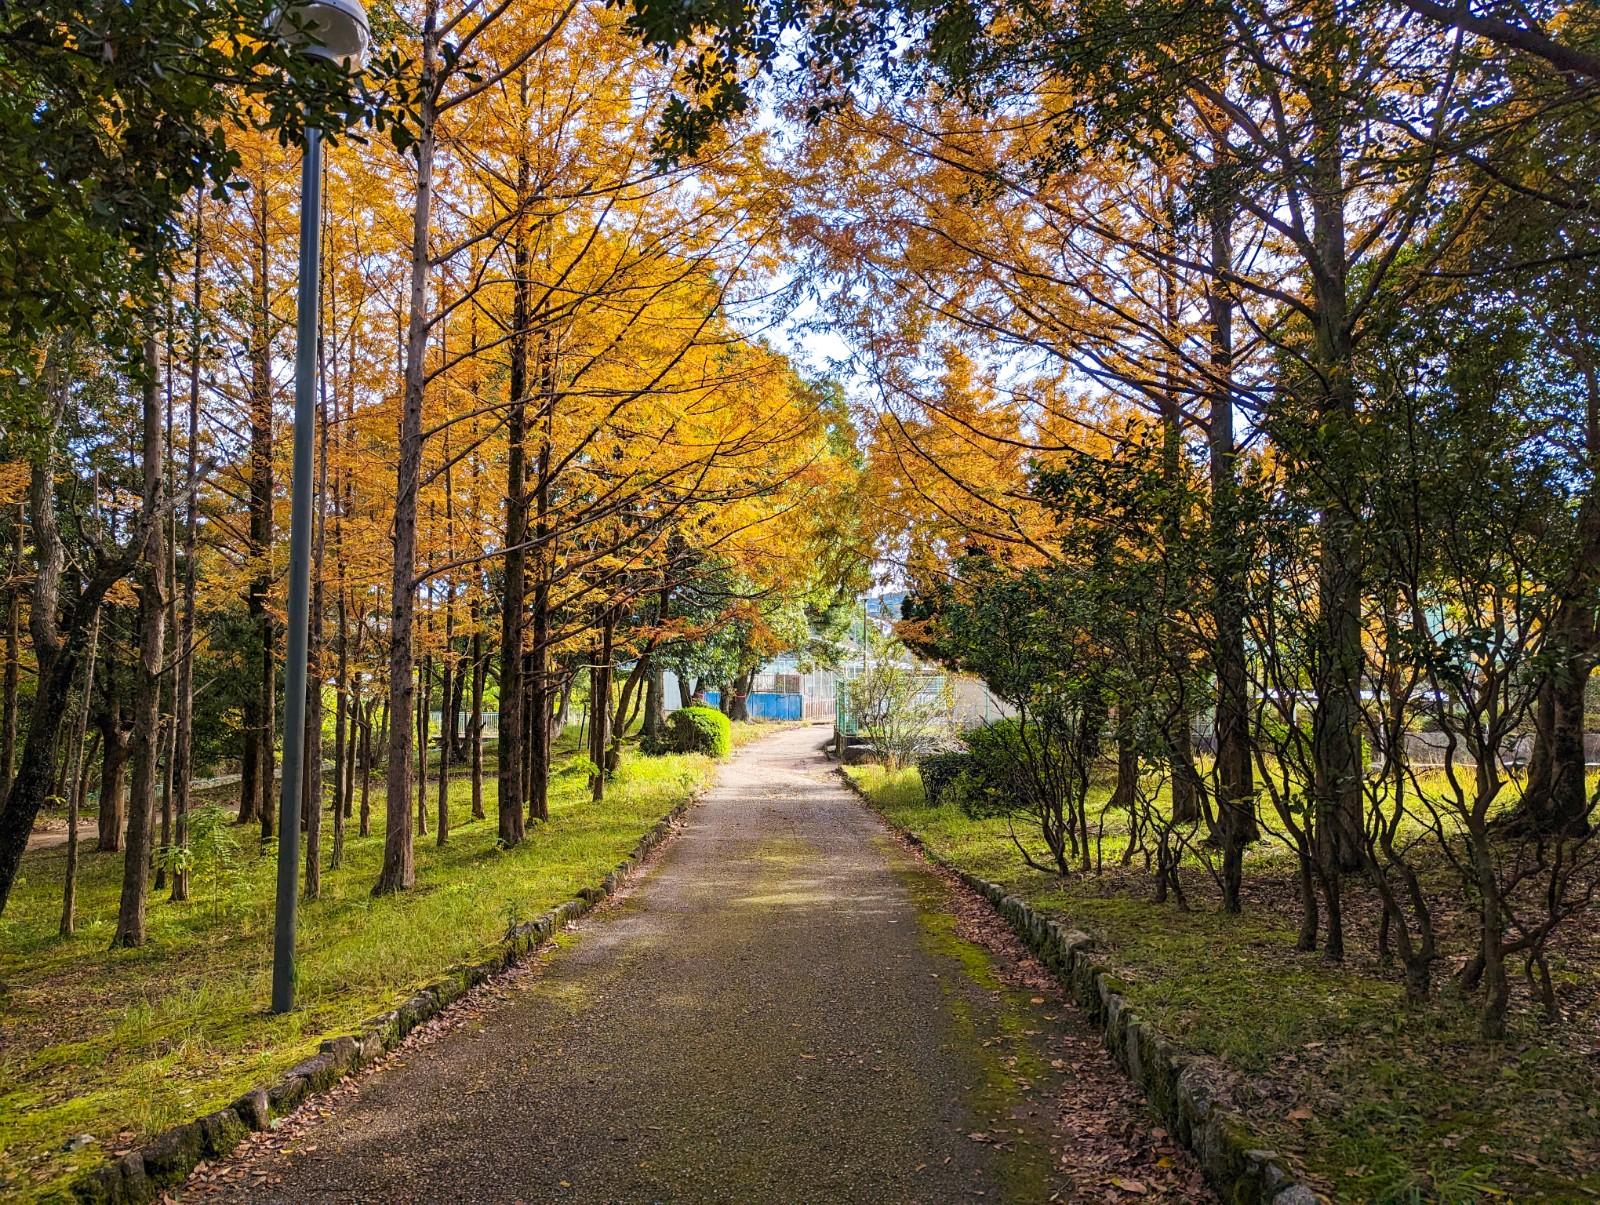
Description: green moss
0,745,719,1202
879,837,1059,1202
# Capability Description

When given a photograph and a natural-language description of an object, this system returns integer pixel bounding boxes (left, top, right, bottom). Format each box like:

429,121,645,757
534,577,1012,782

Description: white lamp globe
273,0,371,69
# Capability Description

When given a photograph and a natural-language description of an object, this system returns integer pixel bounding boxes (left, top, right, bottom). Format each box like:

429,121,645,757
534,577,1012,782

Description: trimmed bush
666,706,732,759
953,719,1034,818
916,751,972,806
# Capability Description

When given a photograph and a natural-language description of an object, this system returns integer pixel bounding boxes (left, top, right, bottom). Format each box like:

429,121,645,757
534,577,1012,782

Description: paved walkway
192,725,1205,1202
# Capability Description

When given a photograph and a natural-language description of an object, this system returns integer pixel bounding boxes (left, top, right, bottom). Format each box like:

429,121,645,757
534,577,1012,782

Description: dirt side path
186,725,1207,1203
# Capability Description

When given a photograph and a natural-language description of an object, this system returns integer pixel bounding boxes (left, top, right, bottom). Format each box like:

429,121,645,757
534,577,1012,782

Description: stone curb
837,768,1320,1205
70,798,697,1205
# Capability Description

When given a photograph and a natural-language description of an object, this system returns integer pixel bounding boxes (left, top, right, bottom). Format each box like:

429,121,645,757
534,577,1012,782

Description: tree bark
375,0,439,895
497,146,533,847
416,652,430,838
60,611,101,934
0,509,21,801
1208,186,1257,914
1306,30,1362,958
112,333,169,948
1507,477,1600,836
304,331,330,901
469,626,486,820
590,616,615,801
245,178,276,835
96,697,130,853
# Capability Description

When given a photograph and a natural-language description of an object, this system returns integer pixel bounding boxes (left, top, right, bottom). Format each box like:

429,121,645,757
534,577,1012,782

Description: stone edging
71,797,697,1205
837,768,1319,1205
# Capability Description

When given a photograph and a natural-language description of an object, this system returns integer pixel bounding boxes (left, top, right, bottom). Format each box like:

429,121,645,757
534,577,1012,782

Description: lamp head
272,0,371,69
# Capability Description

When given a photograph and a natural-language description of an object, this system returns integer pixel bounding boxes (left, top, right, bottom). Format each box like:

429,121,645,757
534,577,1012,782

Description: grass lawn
0,728,766,1201
847,763,1600,1203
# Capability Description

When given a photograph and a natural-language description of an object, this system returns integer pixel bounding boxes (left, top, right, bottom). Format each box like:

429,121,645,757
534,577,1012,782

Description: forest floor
165,723,1207,1202
847,764,1600,1203
0,726,786,1201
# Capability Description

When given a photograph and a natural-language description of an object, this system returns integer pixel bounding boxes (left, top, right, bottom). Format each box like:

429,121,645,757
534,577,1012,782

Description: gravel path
186,725,1208,1203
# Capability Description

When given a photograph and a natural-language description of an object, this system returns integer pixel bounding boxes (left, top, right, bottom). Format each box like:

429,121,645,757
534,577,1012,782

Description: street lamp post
270,0,370,1015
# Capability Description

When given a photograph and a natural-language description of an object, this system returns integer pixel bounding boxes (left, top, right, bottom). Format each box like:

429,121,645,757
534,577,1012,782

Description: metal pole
272,126,323,1015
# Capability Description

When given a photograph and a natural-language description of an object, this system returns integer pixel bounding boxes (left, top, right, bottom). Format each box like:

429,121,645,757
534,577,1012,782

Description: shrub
666,706,732,759
953,720,1036,819
839,662,952,769
916,751,972,806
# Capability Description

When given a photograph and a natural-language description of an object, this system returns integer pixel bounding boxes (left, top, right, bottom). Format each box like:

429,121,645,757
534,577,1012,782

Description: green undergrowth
847,764,1600,1203
0,728,769,1201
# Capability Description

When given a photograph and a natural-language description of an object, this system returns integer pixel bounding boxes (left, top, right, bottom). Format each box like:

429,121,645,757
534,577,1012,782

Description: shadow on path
187,724,1207,1203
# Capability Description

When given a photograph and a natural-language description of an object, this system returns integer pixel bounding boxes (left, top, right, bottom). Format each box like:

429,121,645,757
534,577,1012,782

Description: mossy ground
880,836,1062,1202
848,764,1600,1203
0,728,765,1202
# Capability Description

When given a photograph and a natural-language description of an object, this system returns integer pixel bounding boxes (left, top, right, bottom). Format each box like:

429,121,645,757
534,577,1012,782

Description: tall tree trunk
0,509,21,801
112,333,169,948
416,654,430,838
171,229,202,902
470,626,486,820
1152,218,1200,828
1306,35,1362,959
1509,454,1600,836
60,611,101,934
359,695,373,837
498,139,532,847
332,597,348,868
155,327,177,893
375,1,439,895
527,331,555,825
245,178,276,836
304,323,331,900
1208,186,1257,914
436,455,455,846
96,699,130,853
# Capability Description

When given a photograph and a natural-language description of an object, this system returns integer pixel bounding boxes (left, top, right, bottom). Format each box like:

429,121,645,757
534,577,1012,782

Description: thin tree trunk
416,654,430,838
359,696,373,837
155,326,177,893
1208,186,1256,914
245,176,275,835
112,332,169,949
304,313,331,900
60,612,101,934
437,645,451,845
590,616,614,803
470,626,486,820
171,229,202,902
498,135,532,847
96,700,130,853
375,1,439,895
527,330,555,825
0,509,21,800
1307,43,1362,957
331,599,348,868
437,449,455,846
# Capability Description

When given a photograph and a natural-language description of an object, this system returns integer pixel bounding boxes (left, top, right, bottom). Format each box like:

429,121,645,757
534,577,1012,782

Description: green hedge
666,706,732,759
